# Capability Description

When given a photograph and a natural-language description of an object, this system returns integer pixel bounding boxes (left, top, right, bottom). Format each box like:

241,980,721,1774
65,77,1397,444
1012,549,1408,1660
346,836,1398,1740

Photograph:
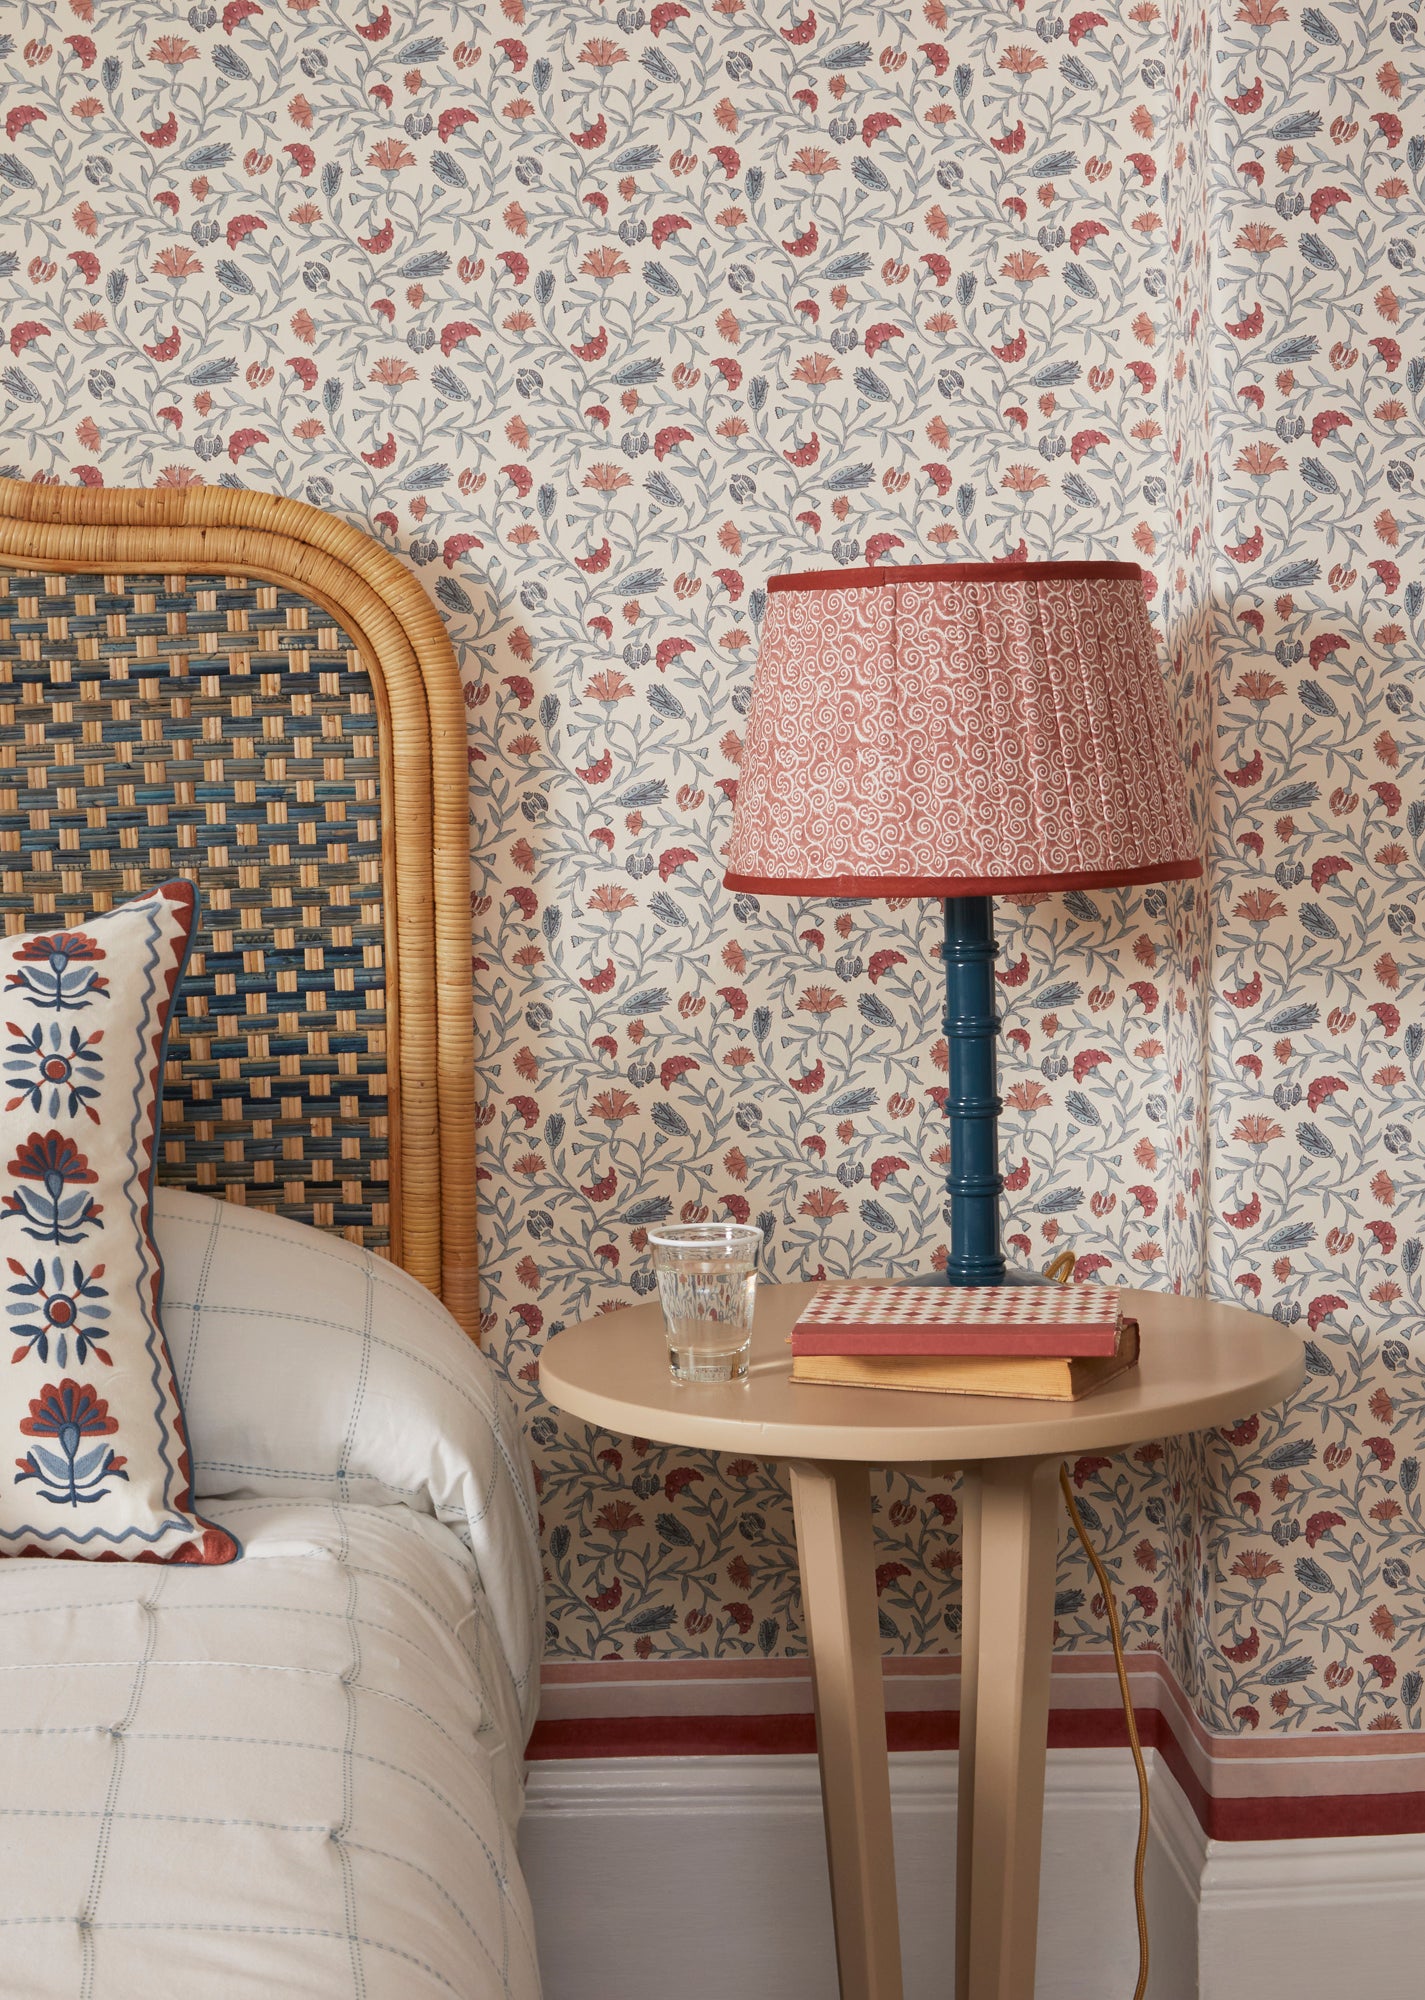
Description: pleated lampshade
724,561,1201,899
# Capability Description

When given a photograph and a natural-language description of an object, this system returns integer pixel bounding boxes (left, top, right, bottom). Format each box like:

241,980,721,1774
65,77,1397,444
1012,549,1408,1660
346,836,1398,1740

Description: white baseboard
520,1751,1425,2000
1196,1821,1425,1995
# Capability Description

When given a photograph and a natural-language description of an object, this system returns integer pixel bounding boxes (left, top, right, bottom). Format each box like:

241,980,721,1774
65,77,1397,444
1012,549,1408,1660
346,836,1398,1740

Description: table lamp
723,559,1202,1287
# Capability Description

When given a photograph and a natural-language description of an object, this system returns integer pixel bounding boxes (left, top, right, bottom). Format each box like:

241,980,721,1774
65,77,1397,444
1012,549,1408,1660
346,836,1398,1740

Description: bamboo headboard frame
0,479,477,1337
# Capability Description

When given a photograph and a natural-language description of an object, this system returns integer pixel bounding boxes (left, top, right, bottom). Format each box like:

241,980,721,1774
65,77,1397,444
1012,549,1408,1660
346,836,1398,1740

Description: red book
790,1283,1127,1359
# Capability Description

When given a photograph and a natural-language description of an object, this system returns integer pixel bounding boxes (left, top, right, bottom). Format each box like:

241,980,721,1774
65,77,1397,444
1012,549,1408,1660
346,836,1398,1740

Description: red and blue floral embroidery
14,1379,127,1508
6,1257,111,1369
4,932,109,1012
2,1133,103,1246
4,1021,105,1124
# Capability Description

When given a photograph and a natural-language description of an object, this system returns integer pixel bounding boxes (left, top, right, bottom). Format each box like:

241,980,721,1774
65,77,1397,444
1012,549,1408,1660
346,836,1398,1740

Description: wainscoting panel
522,1750,1425,1999
521,1750,1192,2000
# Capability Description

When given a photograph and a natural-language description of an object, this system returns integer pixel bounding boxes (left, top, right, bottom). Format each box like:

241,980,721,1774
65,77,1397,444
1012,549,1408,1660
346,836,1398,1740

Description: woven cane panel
0,568,390,1250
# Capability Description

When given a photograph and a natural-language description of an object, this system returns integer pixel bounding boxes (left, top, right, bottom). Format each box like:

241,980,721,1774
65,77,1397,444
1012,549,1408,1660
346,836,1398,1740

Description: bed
0,481,542,1998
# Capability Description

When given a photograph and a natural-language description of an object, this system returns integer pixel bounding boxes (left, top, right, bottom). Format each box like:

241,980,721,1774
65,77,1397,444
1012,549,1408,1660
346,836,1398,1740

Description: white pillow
153,1186,543,1729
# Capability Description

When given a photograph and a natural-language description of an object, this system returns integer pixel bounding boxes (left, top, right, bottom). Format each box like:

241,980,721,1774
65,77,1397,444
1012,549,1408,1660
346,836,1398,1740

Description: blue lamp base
940,894,1008,1287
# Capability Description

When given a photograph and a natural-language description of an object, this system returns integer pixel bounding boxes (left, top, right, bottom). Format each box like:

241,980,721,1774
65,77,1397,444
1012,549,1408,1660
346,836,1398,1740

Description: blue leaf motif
1294,1557,1334,1594
430,365,472,400
618,988,669,1015
1300,7,1341,40
1265,337,1320,364
1261,1656,1315,1686
825,464,875,490
1264,1441,1316,1469
1034,1188,1083,1213
1265,1224,1315,1250
827,1089,878,1114
623,1199,674,1228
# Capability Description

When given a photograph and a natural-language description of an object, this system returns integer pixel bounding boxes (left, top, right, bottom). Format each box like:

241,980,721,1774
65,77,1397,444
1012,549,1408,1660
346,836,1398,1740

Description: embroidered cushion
0,883,235,1562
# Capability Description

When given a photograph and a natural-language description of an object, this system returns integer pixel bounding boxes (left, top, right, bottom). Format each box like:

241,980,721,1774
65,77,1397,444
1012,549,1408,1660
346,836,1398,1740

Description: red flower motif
12,931,105,966
19,1376,117,1439
8,1131,98,1188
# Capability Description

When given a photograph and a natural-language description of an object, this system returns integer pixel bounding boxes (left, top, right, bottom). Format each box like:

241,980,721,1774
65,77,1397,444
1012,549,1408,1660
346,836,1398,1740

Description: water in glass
648,1223,761,1382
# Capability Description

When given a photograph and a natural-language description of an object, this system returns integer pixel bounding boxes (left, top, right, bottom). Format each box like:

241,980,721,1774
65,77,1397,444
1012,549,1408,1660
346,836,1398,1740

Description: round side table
541,1283,1303,2000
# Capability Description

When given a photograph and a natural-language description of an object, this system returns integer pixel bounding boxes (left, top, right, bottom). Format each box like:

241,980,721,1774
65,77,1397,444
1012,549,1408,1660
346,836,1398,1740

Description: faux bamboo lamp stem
723,559,1202,1285
942,894,1005,1286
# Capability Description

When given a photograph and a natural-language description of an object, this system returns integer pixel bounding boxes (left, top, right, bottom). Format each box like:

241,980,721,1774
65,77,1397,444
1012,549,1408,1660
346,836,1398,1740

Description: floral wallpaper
1186,0,1425,1734
0,0,1416,1740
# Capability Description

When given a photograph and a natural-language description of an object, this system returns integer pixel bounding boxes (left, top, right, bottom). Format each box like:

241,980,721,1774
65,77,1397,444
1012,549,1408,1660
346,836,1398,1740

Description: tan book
789,1318,1139,1402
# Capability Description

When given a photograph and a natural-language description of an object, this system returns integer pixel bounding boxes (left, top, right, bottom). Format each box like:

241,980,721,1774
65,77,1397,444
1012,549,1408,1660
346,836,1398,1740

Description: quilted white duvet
0,1190,544,2000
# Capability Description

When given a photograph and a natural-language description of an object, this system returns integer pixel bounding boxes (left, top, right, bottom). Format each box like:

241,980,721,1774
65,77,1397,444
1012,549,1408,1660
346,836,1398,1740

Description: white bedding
0,1192,544,2000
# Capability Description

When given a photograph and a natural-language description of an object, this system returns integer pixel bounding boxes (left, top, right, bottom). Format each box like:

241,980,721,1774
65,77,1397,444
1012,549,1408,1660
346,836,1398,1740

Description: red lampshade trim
723,854,1203,899
766,559,1144,593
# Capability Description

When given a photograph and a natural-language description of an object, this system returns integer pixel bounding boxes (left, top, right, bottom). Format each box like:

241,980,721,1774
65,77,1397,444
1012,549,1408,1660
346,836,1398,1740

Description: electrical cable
1059,1462,1151,2000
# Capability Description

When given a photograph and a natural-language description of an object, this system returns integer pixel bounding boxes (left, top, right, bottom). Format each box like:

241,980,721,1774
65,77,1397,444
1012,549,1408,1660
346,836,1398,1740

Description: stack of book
789,1283,1140,1402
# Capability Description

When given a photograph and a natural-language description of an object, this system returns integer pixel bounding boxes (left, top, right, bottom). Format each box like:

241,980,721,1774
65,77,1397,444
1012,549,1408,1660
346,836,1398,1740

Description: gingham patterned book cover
790,1284,1127,1358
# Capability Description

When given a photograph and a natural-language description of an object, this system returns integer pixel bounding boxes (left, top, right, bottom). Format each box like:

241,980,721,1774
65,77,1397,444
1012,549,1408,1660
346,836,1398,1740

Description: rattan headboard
0,480,477,1337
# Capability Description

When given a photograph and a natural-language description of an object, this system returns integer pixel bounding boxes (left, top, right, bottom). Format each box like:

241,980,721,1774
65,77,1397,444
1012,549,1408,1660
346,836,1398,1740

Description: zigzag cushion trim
0,570,390,1254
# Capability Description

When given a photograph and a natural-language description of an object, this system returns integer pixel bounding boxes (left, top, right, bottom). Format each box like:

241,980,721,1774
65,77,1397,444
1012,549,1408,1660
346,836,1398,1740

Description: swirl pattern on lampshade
724,561,1201,897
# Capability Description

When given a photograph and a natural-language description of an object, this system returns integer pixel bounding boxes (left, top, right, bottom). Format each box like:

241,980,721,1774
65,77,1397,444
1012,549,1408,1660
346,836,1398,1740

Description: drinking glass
648,1223,762,1383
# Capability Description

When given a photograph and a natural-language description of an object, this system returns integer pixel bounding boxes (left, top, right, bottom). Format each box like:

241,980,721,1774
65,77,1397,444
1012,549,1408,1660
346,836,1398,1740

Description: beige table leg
788,1458,904,2000
956,1457,1060,2000
954,1464,981,2000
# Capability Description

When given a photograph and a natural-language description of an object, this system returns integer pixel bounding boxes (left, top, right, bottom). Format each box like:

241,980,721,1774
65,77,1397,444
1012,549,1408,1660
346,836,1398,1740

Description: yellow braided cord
1059,1463,1151,2000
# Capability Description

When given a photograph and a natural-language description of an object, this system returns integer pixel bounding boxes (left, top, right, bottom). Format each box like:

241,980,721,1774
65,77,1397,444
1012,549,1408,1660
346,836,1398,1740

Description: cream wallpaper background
0,0,1420,1737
